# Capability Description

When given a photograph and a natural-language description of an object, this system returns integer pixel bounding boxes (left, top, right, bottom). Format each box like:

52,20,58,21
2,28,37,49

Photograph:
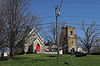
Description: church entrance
36,44,40,52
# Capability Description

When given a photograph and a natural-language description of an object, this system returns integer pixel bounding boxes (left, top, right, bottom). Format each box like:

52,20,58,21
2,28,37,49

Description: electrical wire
61,16,100,19
36,22,100,26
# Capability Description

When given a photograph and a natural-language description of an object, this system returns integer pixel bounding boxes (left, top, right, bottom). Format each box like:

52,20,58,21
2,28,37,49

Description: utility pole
55,0,63,61
55,5,60,61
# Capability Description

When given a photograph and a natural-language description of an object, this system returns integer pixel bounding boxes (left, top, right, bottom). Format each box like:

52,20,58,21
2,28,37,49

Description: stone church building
24,29,44,53
60,26,77,54
14,29,44,55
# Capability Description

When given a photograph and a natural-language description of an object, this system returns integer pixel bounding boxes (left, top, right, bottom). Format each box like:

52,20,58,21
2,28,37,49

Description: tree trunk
87,48,90,54
1,51,4,59
10,46,14,59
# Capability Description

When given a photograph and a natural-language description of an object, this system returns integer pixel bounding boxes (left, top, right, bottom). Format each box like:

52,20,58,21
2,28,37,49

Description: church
24,29,44,53
13,29,44,55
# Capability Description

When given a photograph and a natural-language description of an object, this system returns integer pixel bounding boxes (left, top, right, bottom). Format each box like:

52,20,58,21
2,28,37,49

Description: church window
70,31,73,36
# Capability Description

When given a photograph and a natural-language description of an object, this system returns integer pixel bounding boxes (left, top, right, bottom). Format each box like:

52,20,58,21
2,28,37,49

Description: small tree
77,22,100,54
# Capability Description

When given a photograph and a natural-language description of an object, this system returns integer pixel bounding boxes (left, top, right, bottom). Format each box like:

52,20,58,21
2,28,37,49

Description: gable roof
27,28,44,43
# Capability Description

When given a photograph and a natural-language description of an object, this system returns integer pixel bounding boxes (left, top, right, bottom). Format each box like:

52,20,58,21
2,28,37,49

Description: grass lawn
0,53,100,66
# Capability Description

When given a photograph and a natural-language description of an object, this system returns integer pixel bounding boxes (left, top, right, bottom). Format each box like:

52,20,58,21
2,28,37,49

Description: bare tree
49,24,56,44
43,22,65,44
77,22,100,54
0,0,40,59
0,6,8,58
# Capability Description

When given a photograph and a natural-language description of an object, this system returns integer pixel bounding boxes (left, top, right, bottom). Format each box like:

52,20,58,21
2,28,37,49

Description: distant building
60,26,77,54
77,46,83,52
44,42,57,52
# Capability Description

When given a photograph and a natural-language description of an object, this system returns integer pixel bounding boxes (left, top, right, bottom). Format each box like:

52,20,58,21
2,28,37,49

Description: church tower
60,26,77,54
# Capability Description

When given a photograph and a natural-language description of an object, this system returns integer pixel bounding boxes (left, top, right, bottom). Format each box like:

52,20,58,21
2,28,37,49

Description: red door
36,44,40,52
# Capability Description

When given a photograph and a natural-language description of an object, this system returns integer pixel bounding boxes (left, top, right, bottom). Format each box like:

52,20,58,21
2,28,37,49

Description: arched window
70,31,73,36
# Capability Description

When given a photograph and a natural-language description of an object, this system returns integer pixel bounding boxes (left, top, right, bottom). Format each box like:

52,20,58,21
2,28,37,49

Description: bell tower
60,26,77,54
67,26,77,52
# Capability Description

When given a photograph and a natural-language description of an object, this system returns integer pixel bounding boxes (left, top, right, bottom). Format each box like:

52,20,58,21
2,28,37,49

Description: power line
59,0,63,10
60,22,100,26
36,22,100,26
40,16,54,19
40,15,100,19
37,22,55,25
61,16,100,18
62,4,100,8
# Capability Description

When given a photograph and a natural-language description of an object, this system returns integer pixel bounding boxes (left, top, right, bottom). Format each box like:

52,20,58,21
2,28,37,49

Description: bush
91,51,100,55
75,53,86,57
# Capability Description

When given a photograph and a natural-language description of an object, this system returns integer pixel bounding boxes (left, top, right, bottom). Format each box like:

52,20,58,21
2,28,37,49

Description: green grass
0,53,100,66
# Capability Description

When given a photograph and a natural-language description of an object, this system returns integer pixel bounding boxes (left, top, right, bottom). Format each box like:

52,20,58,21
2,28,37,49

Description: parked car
44,49,49,52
